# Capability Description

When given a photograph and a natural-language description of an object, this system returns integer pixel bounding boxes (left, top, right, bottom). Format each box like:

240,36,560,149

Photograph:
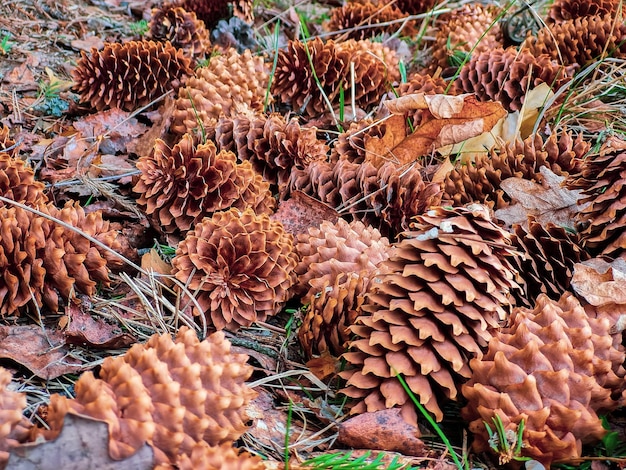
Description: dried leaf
518,83,554,139
306,353,340,380
364,114,409,167
71,35,105,52
126,97,176,157
0,325,83,380
272,191,339,236
64,303,137,349
495,166,584,229
338,409,425,456
385,93,466,119
73,108,148,155
571,258,626,307
7,413,154,469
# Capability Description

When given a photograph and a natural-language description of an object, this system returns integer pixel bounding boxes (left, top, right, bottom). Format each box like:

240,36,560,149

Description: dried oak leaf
571,258,626,307
64,302,136,350
368,94,506,166
7,414,154,470
495,166,584,229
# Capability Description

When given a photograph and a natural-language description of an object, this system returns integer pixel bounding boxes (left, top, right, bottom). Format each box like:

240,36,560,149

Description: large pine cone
72,40,193,112
453,47,575,112
296,218,392,358
134,134,274,235
172,208,297,330
148,6,211,60
44,327,256,466
462,293,624,465
340,205,523,423
566,136,626,258
171,48,269,135
326,1,417,40
443,131,589,209
0,368,30,467
525,15,626,66
548,0,620,23
0,153,48,207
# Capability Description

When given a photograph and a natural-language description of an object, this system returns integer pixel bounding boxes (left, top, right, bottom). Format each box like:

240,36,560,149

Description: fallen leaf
64,302,137,349
73,108,149,155
0,325,83,380
127,97,176,157
71,35,105,52
363,114,409,167
338,409,425,456
4,55,39,89
571,258,626,307
272,191,339,236
7,413,154,469
306,352,340,380
517,82,554,139
495,166,584,229
385,93,466,119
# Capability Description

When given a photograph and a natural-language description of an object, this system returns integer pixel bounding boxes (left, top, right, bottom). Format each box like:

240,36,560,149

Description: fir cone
0,367,30,467
525,15,626,66
0,153,48,207
43,328,256,465
296,219,392,358
171,48,269,135
134,134,274,235
566,136,626,258
172,208,297,330
326,1,417,40
341,205,523,423
430,3,502,74
148,6,211,60
454,47,575,112
72,40,193,112
443,131,590,209
548,0,620,23
462,293,624,465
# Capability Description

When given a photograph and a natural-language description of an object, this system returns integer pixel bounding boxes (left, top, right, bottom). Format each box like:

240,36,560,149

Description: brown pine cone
0,367,30,467
462,293,624,465
330,120,385,164
340,205,523,423
525,15,626,66
453,47,575,112
174,0,230,28
0,153,48,207
0,125,18,156
72,40,193,112
43,328,256,465
148,6,211,60
326,1,417,40
548,0,620,23
172,208,297,330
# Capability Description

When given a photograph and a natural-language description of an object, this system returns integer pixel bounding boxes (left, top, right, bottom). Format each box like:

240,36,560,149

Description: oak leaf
571,258,626,307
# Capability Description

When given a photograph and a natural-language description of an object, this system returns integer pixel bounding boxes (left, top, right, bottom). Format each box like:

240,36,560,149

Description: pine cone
510,217,589,306
340,205,523,423
462,293,624,465
0,367,30,467
566,136,626,258
0,125,17,156
525,15,626,66
172,208,297,330
134,134,274,235
330,120,384,164
44,327,256,465
174,0,230,28
296,219,392,358
0,153,48,207
548,0,620,22
176,442,264,470
148,6,211,60
430,4,502,74
72,40,193,112
443,131,590,209
391,0,437,15
453,47,575,112
326,1,417,40
171,48,269,135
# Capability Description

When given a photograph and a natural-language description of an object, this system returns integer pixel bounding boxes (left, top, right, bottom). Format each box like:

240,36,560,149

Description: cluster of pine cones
0,0,625,466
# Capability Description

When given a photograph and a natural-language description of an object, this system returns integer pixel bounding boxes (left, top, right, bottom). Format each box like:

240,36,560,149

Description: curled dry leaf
337,409,425,457
7,414,154,469
495,166,584,229
64,302,137,350
385,92,467,118
571,258,626,307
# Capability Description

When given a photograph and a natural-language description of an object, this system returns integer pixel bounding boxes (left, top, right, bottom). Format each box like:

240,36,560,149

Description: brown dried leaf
306,353,340,380
7,413,154,469
64,302,136,350
272,191,339,236
337,409,425,456
385,93,466,119
0,325,82,380
571,258,626,307
74,108,149,155
126,97,176,157
495,166,584,229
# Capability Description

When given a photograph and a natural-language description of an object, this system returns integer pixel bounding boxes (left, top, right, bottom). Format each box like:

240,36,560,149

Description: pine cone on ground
462,293,624,465
134,134,274,235
43,327,256,466
340,205,523,423
326,1,417,40
0,126,17,156
548,0,620,23
174,0,229,28
171,48,269,135
0,367,30,467
453,47,575,112
443,131,590,209
0,153,48,207
296,218,392,358
525,15,626,66
430,4,502,75
148,6,211,61
566,136,626,258
72,40,193,112
172,208,297,330
391,0,437,15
